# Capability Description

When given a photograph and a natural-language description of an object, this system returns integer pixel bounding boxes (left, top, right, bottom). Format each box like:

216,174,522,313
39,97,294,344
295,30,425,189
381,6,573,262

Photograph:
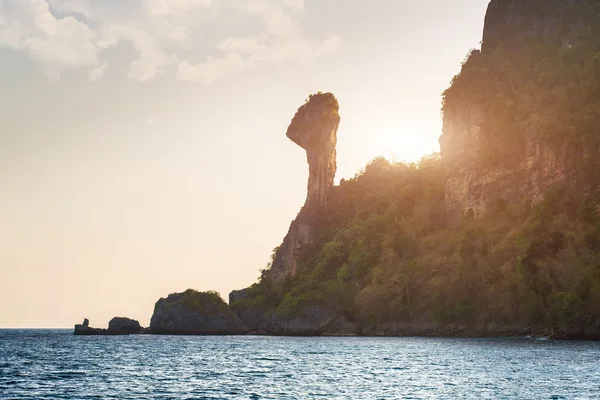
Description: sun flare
372,125,440,164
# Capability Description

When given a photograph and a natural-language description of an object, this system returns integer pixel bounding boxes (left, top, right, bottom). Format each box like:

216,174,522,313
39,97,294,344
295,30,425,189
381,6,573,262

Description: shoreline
72,330,599,341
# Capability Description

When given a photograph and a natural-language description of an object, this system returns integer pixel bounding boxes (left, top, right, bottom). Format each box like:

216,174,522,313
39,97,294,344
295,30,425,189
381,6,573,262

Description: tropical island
77,0,600,340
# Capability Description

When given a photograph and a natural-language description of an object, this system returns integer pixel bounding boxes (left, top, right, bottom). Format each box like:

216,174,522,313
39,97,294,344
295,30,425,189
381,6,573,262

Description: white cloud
0,0,342,82
46,0,91,17
145,0,211,16
0,0,98,74
176,53,246,84
318,35,343,56
218,37,262,54
100,23,178,81
89,61,106,81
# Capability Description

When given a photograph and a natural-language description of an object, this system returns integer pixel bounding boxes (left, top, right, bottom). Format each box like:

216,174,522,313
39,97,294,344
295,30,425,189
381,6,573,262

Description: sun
373,124,440,164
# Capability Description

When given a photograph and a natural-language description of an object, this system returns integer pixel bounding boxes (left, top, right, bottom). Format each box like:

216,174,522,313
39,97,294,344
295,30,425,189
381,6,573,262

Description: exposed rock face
108,317,142,334
441,106,566,219
268,93,340,281
266,304,356,336
286,93,340,210
150,289,247,335
74,318,136,335
232,305,270,334
74,319,109,335
440,0,577,219
229,288,251,304
481,0,587,54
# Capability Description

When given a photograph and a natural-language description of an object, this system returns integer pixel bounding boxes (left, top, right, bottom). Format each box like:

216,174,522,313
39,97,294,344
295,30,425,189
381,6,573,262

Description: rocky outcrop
150,289,247,335
231,305,270,334
74,318,142,335
108,317,142,334
74,318,104,335
230,300,356,336
268,93,340,281
229,288,251,304
266,304,356,336
227,93,340,332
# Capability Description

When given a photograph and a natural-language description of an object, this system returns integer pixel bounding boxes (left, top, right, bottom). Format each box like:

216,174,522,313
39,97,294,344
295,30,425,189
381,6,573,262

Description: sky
0,0,490,328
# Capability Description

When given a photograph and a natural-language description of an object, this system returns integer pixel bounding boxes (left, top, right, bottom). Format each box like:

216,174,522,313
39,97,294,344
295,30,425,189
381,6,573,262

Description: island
76,0,600,340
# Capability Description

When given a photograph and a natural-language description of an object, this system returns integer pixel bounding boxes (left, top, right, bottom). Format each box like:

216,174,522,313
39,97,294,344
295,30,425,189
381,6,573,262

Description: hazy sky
0,0,489,328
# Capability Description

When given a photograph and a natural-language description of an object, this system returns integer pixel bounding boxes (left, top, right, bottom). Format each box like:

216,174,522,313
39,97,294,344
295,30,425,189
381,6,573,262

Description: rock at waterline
149,289,248,335
74,317,143,335
108,317,142,334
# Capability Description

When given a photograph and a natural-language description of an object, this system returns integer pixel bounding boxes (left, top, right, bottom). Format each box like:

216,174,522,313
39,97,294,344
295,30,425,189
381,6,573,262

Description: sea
0,330,599,399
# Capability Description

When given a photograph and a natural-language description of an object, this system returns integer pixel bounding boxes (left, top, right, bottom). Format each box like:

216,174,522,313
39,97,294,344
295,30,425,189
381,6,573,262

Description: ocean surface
0,330,599,399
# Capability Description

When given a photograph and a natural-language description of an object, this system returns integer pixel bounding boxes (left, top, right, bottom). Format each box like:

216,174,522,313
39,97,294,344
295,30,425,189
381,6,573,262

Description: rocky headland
76,0,600,340
225,0,600,340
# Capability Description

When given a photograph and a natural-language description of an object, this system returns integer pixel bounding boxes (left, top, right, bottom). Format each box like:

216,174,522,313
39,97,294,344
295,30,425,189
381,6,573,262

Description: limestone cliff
441,102,566,219
268,93,340,281
440,0,598,219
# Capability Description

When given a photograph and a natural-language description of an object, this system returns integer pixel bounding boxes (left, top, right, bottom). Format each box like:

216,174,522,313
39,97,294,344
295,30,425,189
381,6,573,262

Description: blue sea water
0,330,599,399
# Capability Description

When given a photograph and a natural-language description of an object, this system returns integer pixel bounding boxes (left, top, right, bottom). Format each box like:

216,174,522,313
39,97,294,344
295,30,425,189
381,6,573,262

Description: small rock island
74,317,143,335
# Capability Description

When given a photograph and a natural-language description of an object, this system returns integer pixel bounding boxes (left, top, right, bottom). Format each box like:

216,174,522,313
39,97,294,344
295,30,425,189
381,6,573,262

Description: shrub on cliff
180,289,225,311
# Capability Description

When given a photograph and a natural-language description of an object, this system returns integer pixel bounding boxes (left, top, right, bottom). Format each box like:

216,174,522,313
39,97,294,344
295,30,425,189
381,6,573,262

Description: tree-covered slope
231,0,600,338
233,156,600,337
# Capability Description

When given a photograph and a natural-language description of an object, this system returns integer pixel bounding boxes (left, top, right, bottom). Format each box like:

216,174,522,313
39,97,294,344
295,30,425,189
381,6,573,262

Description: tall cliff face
440,0,600,218
441,97,566,219
268,93,340,281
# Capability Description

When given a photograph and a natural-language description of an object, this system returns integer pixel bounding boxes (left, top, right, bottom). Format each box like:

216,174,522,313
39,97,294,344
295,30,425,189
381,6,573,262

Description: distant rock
74,318,142,335
74,319,120,335
108,317,142,334
149,289,248,335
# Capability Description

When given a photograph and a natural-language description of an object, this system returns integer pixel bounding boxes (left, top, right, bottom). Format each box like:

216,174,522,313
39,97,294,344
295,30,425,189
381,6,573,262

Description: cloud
318,36,343,56
89,60,106,81
0,0,342,83
145,0,212,16
0,0,98,76
46,0,91,17
176,53,246,84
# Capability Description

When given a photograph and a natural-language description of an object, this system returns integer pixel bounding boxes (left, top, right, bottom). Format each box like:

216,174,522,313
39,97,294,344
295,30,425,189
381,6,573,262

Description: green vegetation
161,289,237,318
233,4,600,336
179,289,224,310
288,92,340,140
240,156,600,334
443,0,600,177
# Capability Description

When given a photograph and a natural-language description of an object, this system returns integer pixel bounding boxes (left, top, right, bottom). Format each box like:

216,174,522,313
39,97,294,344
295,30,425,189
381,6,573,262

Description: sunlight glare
371,123,440,164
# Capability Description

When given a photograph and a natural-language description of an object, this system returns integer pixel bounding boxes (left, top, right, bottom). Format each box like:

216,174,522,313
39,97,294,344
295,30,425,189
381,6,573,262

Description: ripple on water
0,331,599,399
